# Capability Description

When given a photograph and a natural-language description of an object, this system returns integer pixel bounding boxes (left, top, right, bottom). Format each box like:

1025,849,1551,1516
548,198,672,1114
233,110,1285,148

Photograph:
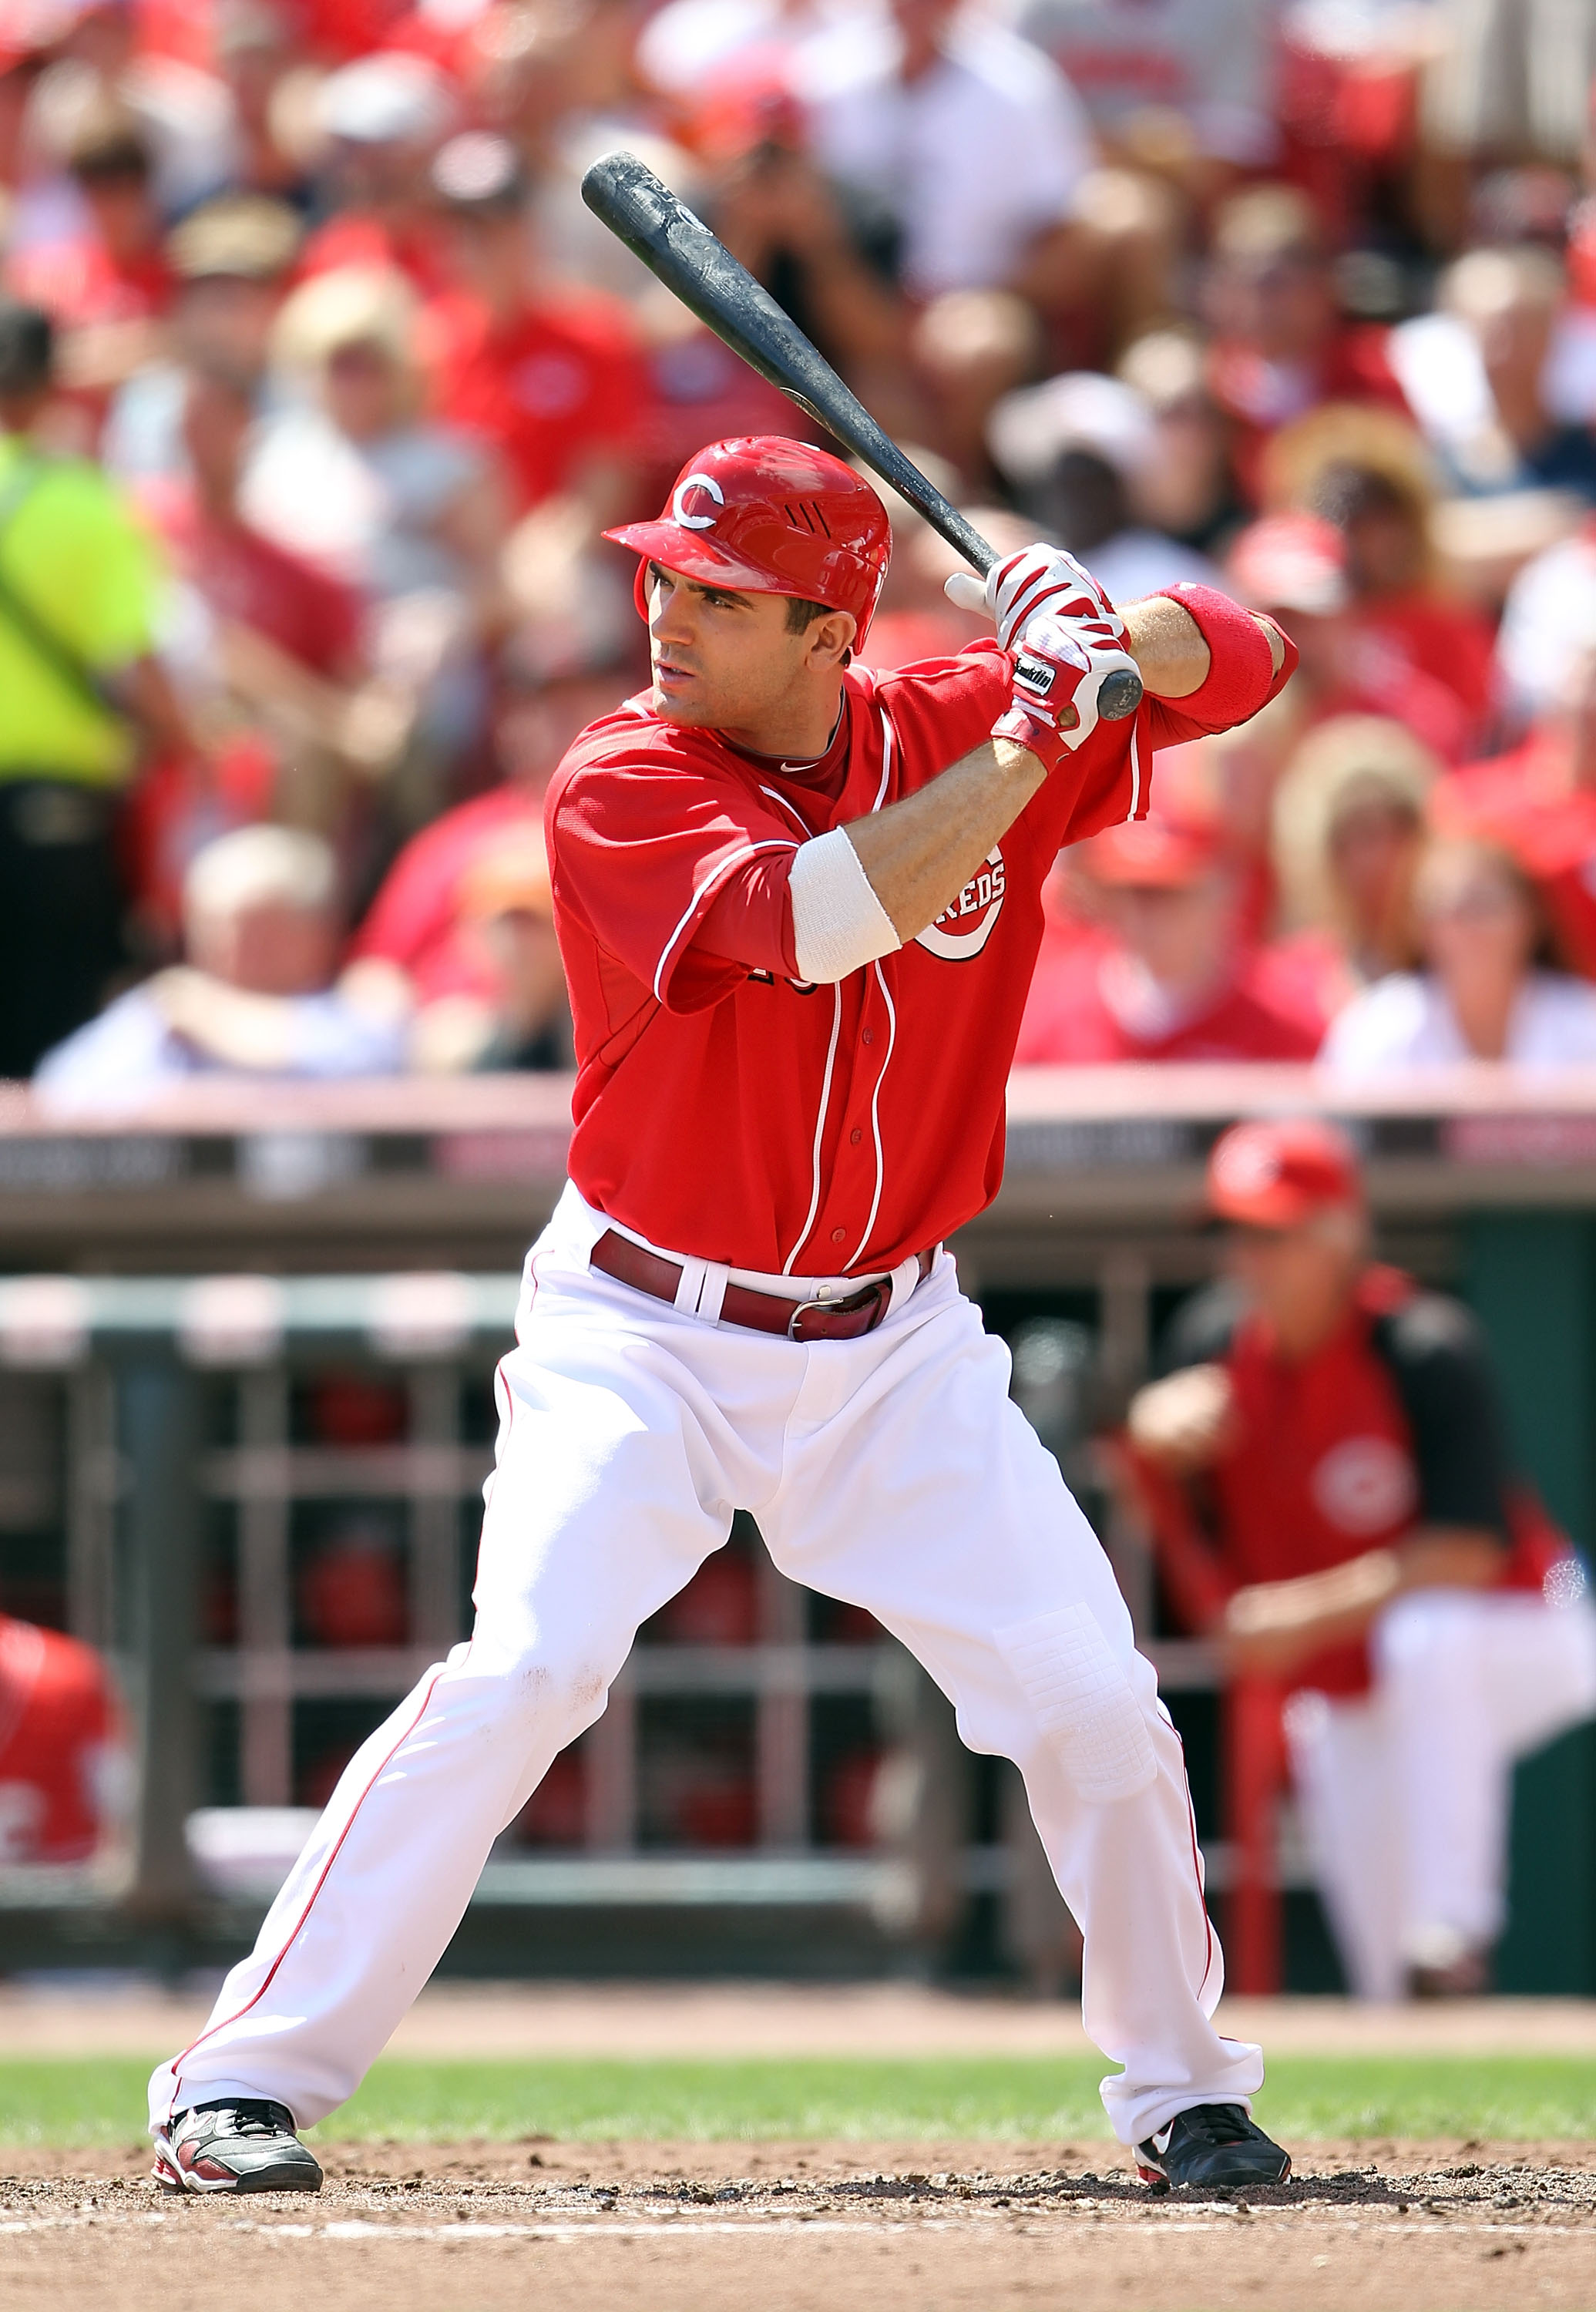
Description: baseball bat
580,150,1143,722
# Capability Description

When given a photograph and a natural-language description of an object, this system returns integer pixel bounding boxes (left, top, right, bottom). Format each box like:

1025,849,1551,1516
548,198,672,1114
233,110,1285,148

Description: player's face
644,563,854,750
1224,1217,1362,1359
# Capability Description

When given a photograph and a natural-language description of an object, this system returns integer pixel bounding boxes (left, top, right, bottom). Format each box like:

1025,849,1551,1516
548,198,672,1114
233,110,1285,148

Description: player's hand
1127,1363,1235,1474
991,613,1144,762
946,542,1128,658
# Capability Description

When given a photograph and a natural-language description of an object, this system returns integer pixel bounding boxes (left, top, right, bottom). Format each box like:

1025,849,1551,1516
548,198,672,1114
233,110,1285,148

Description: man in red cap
1127,1117,1596,1998
1014,796,1319,1064
152,439,1301,2197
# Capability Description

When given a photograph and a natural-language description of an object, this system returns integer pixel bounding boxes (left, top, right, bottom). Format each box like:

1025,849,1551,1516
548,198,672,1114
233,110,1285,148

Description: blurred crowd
7,0,1596,1101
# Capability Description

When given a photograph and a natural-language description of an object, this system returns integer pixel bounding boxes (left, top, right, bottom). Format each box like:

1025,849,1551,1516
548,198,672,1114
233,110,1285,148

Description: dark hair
0,303,54,399
784,595,834,633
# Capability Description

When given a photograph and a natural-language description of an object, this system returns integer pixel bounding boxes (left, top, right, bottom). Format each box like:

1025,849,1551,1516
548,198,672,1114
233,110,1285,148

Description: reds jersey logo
1310,1435,1416,1536
916,848,1006,960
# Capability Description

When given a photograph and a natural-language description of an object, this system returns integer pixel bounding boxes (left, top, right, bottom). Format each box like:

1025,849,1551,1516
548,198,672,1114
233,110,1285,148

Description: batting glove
992,613,1144,763
946,542,1129,658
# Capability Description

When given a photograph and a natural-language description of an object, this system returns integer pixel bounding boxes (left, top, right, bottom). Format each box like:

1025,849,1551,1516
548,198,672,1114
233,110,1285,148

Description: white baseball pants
151,1184,1262,2145
1285,1586,1596,2000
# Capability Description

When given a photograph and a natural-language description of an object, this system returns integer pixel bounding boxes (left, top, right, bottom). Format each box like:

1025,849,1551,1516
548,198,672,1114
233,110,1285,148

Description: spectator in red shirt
1228,511,1476,765
163,363,365,684
352,611,630,1005
1015,798,1319,1065
422,131,652,520
1433,646,1596,981
6,96,173,410
1200,187,1408,508
299,50,456,294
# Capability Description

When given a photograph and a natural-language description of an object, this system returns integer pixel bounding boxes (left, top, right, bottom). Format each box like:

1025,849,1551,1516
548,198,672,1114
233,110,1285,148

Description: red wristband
1152,584,1295,727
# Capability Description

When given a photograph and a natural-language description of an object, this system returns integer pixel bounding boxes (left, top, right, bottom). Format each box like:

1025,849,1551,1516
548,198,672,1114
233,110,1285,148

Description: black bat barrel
580,150,1143,722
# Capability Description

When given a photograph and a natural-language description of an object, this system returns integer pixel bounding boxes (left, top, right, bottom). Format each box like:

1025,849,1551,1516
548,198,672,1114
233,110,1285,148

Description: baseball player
1127,1117,1596,2000
150,437,1297,2196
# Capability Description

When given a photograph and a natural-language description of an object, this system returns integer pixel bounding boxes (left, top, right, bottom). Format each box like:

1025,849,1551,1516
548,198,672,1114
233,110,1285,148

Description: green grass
3,2054,1596,2149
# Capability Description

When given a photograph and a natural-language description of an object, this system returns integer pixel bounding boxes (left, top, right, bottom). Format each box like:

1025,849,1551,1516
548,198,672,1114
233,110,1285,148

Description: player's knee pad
996,1603,1159,1806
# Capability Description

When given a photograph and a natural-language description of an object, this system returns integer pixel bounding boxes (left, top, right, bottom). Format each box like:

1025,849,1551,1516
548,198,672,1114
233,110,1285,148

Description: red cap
1207,1117,1362,1228
605,436,892,644
1228,512,1349,617
1085,743,1222,886
1087,814,1221,887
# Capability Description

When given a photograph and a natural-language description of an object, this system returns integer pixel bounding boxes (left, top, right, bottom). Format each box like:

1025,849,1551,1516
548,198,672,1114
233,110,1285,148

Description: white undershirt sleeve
788,826,902,985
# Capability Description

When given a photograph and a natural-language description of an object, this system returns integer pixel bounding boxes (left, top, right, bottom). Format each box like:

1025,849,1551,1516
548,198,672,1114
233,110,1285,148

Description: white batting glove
993,613,1143,760
946,542,1130,657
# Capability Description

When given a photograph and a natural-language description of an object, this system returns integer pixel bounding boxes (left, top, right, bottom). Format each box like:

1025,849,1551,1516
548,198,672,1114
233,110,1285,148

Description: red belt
590,1230,936,1343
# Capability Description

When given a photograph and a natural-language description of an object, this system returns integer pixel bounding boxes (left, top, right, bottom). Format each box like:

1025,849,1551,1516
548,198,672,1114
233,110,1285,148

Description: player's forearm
1222,1527,1504,1666
841,737,1045,946
1120,595,1285,701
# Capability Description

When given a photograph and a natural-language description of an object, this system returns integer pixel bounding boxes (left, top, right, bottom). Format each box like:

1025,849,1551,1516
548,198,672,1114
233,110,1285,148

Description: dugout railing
0,1064,1594,1987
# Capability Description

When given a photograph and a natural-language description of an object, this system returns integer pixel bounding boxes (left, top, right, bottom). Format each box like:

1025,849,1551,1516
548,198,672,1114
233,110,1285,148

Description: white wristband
789,826,901,984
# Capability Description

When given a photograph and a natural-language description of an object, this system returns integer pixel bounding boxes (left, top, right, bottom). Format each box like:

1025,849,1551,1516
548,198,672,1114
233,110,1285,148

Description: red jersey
1187,1269,1567,1695
149,491,364,680
1014,944,1321,1064
546,632,1295,1274
424,289,652,512
0,1616,119,1863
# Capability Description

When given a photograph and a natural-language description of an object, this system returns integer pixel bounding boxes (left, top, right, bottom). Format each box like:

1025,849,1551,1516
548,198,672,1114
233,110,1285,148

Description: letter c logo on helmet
671,472,725,529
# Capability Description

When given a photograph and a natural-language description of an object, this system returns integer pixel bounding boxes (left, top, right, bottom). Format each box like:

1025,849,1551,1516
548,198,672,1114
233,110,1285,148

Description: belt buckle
786,1285,833,1342
786,1280,880,1343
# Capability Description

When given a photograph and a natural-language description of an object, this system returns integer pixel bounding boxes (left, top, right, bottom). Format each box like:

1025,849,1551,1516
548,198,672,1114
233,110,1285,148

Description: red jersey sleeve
548,744,804,1013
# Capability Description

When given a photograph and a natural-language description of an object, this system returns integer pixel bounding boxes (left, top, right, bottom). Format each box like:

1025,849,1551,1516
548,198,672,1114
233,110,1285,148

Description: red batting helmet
603,437,892,643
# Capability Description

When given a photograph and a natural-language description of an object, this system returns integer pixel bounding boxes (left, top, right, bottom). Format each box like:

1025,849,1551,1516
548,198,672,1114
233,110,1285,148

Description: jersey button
831,1227,846,1244
850,1127,862,1144
862,1029,874,1045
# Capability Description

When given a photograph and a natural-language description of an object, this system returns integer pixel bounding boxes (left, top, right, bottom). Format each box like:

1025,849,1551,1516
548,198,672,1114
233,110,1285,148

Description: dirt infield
8,2139,1596,2310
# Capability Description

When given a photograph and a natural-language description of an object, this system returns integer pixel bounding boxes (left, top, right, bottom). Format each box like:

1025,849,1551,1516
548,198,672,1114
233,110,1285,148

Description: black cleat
152,2099,324,2195
1134,2102,1291,2191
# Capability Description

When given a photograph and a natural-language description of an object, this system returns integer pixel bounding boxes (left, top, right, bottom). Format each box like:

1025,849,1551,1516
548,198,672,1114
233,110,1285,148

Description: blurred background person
1125,1120,1596,1997
1116,327,1248,561
1493,505,1596,733
1198,185,1409,509
1015,786,1321,1065
243,261,510,831
102,190,302,496
349,608,628,1007
1322,835,1596,1074
791,0,1095,321
1013,0,1279,193
405,822,574,1072
0,298,192,1076
1434,645,1596,979
299,48,457,291
1261,714,1437,1029
985,368,1227,600
424,129,653,523
1389,247,1596,504
5,92,173,415
0,1604,126,1866
1265,402,1499,755
34,824,408,1112
1229,510,1478,763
